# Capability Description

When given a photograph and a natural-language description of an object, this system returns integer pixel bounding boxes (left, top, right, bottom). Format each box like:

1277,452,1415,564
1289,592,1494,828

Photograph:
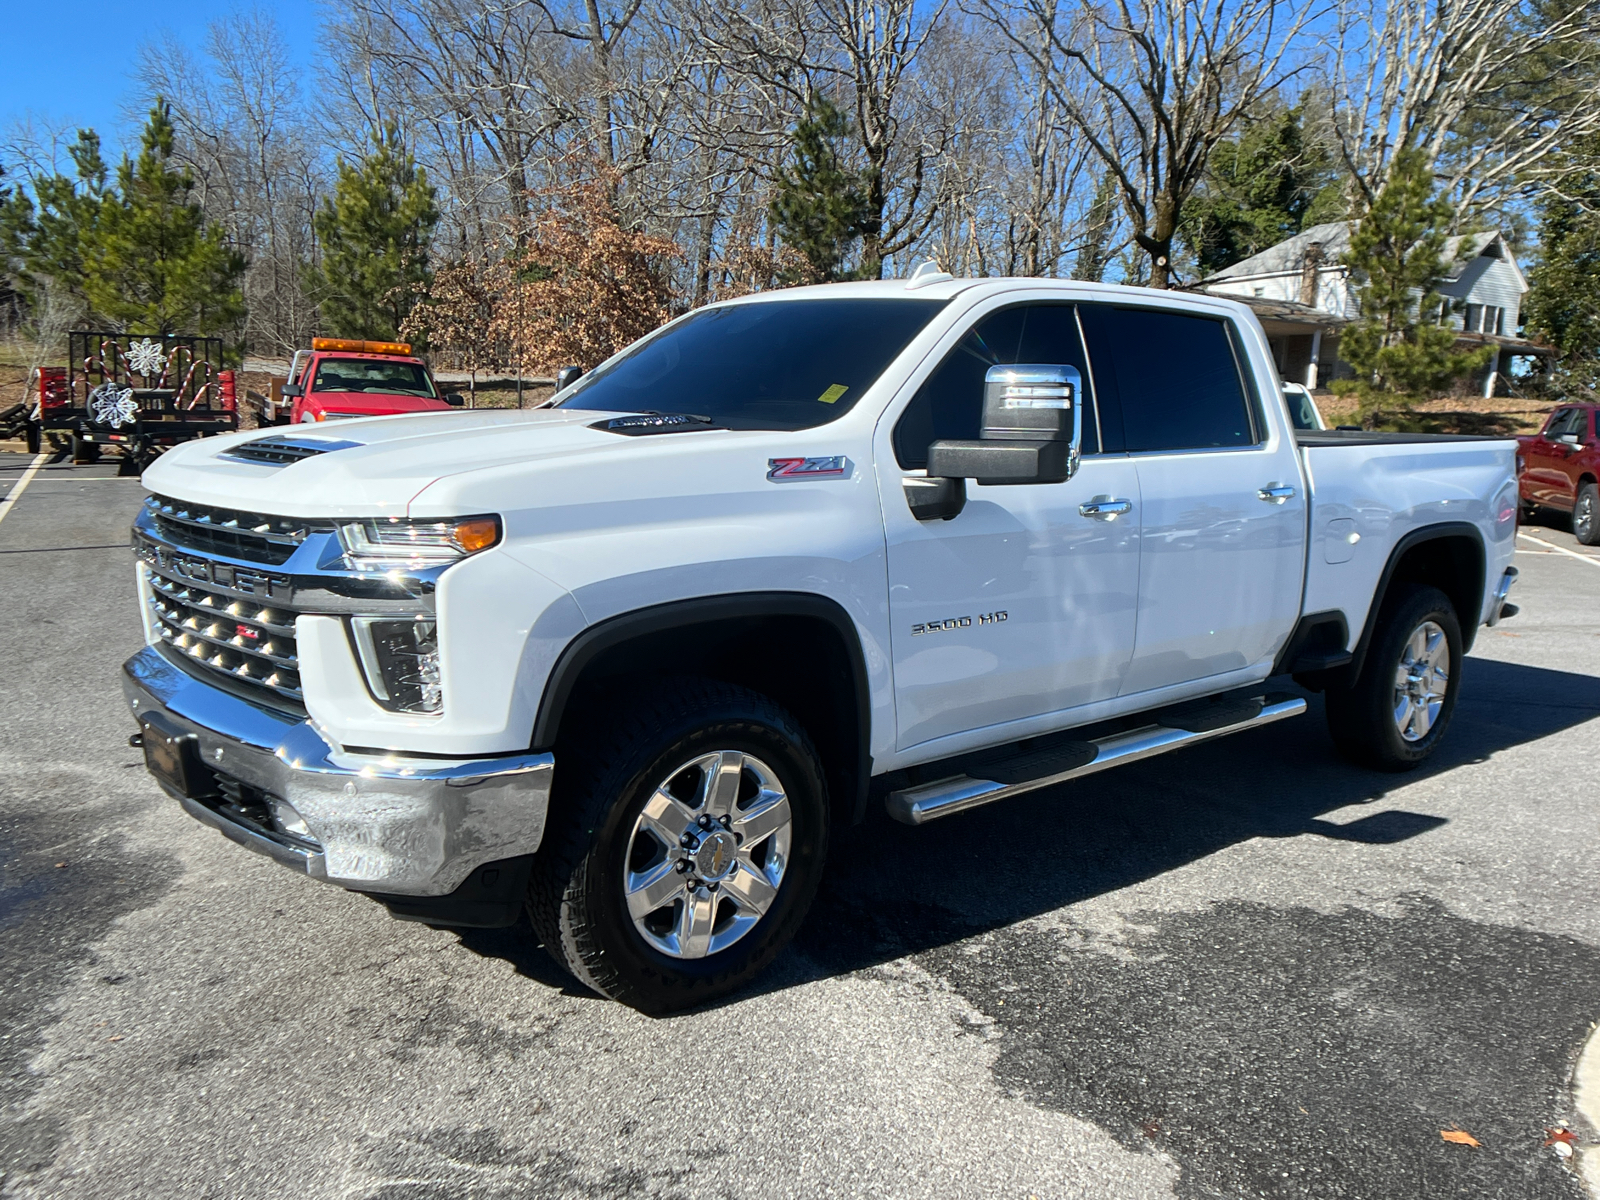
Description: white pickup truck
123,276,1520,1011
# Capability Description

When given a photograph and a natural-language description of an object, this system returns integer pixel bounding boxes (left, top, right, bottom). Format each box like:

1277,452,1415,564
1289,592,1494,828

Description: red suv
284,339,464,423
1517,402,1599,544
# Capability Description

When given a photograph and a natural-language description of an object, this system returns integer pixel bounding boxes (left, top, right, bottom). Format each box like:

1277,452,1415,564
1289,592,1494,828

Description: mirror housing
927,364,1082,487
443,392,466,407
1558,433,1581,447
903,475,966,521
281,383,303,398
555,365,583,392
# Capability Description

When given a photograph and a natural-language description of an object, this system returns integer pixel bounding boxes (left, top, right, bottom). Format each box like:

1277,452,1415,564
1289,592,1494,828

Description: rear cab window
1077,305,1260,452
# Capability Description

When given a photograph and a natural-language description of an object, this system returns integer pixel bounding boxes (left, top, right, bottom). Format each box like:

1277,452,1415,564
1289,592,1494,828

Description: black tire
1325,584,1462,772
1574,481,1599,546
528,678,828,1013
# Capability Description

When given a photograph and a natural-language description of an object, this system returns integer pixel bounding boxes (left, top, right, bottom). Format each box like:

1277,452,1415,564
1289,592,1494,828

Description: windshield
312,357,436,398
556,298,948,431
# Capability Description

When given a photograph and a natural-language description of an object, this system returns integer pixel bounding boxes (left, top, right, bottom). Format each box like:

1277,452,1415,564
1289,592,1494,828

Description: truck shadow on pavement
790,655,1600,977
461,655,1600,1002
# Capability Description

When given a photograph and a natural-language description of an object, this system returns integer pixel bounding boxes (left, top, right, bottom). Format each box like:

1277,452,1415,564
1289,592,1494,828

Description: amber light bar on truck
310,337,414,356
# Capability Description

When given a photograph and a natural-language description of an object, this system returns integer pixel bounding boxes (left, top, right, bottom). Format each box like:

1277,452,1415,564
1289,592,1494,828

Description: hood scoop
591,413,720,437
219,436,365,467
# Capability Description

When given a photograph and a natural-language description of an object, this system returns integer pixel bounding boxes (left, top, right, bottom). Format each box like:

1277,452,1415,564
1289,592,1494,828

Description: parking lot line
1518,529,1600,568
0,451,49,531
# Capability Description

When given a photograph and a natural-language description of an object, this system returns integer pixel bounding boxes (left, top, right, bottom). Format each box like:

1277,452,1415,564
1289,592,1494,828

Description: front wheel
528,679,828,1013
1325,584,1462,772
1574,481,1599,546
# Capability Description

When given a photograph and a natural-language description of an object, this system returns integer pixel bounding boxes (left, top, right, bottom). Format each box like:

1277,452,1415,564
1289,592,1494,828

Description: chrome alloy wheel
1577,491,1596,541
1392,620,1450,742
622,750,792,959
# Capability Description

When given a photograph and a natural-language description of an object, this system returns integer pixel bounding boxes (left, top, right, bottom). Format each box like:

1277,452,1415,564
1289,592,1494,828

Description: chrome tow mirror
927,364,1082,487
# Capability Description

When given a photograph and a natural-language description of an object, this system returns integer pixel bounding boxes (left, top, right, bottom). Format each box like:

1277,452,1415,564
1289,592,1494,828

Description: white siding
1437,254,1526,331
1205,268,1357,317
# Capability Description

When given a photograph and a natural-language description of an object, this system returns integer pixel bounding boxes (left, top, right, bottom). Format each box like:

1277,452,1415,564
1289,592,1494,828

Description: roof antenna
905,259,954,290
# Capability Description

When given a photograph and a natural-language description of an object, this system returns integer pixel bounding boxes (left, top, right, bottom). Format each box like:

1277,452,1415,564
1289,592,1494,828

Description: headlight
338,515,501,570
352,616,442,713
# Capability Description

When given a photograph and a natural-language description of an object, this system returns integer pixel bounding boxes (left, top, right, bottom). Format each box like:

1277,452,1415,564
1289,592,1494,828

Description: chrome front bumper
122,646,554,896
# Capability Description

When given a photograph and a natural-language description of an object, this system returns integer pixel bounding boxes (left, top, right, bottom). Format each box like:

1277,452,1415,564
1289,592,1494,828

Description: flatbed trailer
37,332,237,472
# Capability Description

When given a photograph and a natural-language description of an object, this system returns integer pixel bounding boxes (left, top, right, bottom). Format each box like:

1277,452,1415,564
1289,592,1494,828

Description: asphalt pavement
3,448,1599,1200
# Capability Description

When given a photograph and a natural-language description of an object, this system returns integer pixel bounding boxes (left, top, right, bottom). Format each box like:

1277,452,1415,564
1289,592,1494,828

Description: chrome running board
886,695,1307,825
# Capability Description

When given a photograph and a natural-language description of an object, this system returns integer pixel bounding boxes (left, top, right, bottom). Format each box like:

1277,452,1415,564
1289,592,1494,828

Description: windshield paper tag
816,384,849,404
767,456,851,482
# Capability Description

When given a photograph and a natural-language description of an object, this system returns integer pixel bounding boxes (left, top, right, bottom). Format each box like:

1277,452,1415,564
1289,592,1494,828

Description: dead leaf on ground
1441,1129,1480,1147
1545,1128,1577,1146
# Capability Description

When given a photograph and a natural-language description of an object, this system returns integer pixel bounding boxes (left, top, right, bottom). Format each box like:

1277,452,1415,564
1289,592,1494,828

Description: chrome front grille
141,557,303,704
145,494,330,566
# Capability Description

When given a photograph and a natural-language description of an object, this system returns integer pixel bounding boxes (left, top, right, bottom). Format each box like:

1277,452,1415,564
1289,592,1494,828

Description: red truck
280,338,465,424
1517,401,1599,544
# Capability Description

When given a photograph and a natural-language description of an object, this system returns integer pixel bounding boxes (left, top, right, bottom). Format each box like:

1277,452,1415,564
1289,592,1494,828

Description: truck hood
142,408,714,518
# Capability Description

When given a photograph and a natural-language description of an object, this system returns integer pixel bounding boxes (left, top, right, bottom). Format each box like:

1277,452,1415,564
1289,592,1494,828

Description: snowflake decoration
90,384,140,428
126,338,166,378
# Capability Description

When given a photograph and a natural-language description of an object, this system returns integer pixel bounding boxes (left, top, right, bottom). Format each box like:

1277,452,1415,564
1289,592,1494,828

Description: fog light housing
268,797,315,843
352,616,442,713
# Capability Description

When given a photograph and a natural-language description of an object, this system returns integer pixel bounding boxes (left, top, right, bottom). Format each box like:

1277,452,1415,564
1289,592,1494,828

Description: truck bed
1297,432,1519,651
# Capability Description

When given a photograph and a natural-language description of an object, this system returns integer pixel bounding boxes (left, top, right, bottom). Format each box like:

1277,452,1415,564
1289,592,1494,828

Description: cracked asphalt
3,448,1599,1199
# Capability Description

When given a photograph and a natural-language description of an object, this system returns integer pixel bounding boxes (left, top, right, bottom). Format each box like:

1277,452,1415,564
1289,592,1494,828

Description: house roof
1202,222,1518,286
1204,222,1353,281
1214,294,1349,327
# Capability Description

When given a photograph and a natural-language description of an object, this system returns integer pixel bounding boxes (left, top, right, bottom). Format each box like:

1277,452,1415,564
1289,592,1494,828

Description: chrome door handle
1079,497,1133,519
1258,484,1297,504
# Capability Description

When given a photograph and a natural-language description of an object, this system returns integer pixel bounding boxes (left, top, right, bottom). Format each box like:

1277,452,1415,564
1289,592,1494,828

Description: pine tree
769,96,869,283
1332,150,1493,418
86,102,245,335
309,124,438,340
1180,103,1344,275
1524,133,1600,389
1072,172,1119,282
6,130,109,322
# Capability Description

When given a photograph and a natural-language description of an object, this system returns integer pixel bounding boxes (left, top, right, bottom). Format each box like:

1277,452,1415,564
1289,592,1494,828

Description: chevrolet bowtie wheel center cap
692,830,738,883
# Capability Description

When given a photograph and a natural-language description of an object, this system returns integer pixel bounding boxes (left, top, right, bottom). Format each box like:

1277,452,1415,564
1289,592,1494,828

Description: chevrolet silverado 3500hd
123,275,1520,1011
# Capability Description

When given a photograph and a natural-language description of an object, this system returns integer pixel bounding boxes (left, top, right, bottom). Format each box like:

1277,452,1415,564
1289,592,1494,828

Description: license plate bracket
139,710,218,800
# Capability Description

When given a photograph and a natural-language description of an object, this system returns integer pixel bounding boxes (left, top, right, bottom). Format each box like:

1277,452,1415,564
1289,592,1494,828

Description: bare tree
1327,0,1600,218
135,11,322,353
690,0,952,277
970,0,1320,287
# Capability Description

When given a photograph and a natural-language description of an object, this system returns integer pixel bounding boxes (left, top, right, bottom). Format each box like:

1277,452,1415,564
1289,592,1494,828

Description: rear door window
1079,306,1256,452
893,303,1098,469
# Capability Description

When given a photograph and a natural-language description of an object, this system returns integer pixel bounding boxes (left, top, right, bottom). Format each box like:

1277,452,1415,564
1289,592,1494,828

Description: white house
1198,220,1550,396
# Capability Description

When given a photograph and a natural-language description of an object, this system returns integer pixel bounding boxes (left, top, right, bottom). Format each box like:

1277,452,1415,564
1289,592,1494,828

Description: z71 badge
767,456,851,482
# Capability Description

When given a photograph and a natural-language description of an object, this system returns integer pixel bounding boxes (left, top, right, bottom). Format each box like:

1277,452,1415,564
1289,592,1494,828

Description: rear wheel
1325,584,1462,772
1574,481,1599,546
528,678,828,1013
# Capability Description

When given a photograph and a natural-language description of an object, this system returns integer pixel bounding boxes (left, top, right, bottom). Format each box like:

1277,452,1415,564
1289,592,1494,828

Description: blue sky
2,0,321,161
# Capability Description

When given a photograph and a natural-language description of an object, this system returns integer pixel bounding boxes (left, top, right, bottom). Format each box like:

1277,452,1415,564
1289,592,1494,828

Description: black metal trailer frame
41,332,237,472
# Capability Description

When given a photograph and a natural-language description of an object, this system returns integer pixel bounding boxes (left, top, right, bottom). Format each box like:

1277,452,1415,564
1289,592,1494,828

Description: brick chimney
1299,241,1323,308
